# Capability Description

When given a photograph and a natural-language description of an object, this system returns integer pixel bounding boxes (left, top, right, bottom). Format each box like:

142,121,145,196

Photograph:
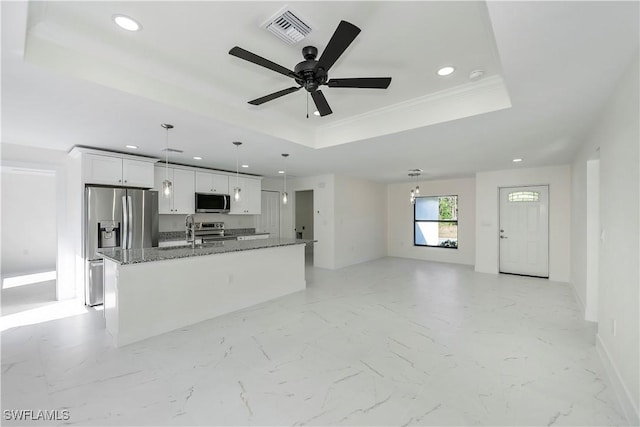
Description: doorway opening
585,159,600,322
295,190,314,265
1,165,58,316
499,185,549,278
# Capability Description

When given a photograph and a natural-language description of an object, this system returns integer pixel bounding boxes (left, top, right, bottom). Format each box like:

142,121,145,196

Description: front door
499,185,549,277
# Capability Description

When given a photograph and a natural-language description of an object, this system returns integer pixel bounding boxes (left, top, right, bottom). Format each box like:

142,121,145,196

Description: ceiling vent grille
262,7,312,45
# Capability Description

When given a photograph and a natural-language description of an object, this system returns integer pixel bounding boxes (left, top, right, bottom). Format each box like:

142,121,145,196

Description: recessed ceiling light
437,66,455,76
241,164,249,168
113,14,142,32
278,170,285,174
125,145,138,149
313,111,320,116
193,156,203,160
513,158,523,163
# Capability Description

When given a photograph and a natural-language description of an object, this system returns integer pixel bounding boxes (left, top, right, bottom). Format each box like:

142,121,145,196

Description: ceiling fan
229,20,392,117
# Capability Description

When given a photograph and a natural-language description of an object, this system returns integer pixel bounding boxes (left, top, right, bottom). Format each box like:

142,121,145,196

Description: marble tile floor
1,279,57,317
1,257,628,426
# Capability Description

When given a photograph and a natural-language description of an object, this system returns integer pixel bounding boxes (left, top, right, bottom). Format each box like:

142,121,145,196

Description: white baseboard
596,334,639,425
569,281,586,316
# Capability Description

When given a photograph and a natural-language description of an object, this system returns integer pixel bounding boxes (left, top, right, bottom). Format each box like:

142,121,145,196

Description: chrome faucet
185,214,197,249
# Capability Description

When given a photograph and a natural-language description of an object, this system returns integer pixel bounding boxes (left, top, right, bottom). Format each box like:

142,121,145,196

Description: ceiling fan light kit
229,20,392,117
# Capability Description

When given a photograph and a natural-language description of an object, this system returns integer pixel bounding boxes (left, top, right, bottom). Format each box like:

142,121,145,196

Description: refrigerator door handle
127,195,133,249
121,195,128,249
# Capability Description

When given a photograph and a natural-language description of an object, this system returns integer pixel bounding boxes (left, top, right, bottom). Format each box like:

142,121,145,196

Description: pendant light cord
165,129,169,180
306,92,309,119
161,124,173,181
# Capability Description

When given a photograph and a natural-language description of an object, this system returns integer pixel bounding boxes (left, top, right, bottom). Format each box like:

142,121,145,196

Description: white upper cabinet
195,171,229,195
75,148,259,215
84,154,123,185
122,159,155,188
229,176,261,215
83,153,155,188
172,168,195,214
154,166,195,214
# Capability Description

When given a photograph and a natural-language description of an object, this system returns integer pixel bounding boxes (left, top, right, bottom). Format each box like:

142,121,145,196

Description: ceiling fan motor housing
229,20,391,116
294,46,327,92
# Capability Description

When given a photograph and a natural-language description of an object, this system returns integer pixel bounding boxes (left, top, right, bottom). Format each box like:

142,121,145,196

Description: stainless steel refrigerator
84,186,158,306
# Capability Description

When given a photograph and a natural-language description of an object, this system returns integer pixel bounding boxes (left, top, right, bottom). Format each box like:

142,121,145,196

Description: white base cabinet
237,234,269,241
104,244,306,347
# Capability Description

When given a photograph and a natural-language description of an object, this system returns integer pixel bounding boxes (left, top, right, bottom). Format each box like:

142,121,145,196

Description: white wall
159,213,255,232
262,175,336,269
475,165,571,282
1,168,57,276
0,143,80,300
334,176,387,269
263,174,387,270
584,160,600,321
572,53,639,424
387,178,476,265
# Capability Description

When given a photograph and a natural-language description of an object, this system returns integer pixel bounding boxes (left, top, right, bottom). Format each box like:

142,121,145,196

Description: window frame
413,194,459,249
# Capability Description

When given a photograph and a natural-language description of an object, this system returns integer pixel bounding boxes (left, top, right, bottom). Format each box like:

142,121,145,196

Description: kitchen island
99,238,309,347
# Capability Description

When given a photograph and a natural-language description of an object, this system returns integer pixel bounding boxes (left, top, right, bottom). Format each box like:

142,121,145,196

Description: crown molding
313,75,512,149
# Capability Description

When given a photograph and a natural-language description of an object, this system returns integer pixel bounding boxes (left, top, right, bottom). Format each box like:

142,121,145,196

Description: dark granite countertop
99,237,312,265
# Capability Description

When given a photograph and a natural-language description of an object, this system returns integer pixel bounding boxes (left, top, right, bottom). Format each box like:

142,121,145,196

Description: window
508,191,539,202
414,195,458,248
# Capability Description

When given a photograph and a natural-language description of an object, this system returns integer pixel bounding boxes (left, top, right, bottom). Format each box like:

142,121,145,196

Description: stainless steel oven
186,221,226,243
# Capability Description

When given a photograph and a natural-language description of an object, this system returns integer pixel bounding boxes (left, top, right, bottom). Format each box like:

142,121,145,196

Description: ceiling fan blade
315,21,361,73
229,47,298,79
248,87,302,105
311,90,333,116
327,77,392,89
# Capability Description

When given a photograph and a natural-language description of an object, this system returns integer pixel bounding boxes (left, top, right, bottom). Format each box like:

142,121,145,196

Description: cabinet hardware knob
118,179,122,182
124,180,127,183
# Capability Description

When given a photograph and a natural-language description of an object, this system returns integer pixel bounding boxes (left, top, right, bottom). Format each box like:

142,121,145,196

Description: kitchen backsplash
159,213,256,232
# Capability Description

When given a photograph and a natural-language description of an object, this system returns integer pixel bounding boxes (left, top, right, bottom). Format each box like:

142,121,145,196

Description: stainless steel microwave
195,193,230,213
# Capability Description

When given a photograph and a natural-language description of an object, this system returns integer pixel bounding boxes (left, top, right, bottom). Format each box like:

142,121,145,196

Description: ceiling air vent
262,7,312,45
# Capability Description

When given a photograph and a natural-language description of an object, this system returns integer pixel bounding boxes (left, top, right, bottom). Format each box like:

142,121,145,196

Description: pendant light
232,141,242,201
281,153,289,204
408,171,421,204
161,123,174,198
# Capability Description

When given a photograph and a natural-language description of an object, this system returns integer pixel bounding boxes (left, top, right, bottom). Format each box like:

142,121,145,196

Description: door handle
127,196,133,249
122,195,128,249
